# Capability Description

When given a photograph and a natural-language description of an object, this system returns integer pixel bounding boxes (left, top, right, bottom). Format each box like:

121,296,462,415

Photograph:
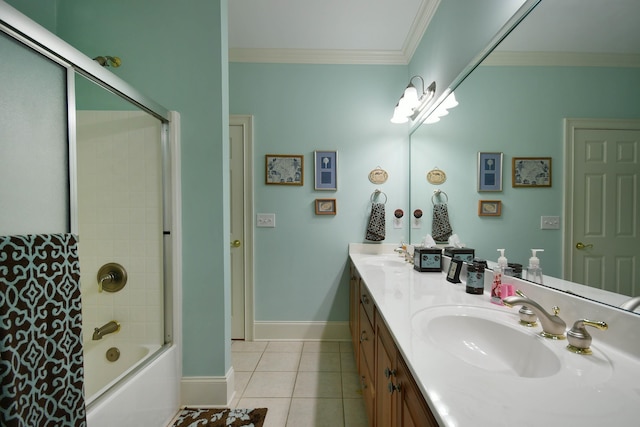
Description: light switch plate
257,213,276,228
540,215,560,230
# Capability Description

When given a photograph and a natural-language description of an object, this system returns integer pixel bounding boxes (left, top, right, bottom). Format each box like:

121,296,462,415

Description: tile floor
230,340,368,427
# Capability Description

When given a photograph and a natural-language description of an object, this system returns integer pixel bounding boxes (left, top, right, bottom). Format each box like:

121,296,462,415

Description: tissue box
444,247,475,263
413,247,442,272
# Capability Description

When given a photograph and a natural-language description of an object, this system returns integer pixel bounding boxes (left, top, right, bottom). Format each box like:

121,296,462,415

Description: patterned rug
171,407,268,427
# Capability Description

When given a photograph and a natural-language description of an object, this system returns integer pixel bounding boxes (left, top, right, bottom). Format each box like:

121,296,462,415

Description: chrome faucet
92,320,121,340
620,296,640,312
503,295,566,339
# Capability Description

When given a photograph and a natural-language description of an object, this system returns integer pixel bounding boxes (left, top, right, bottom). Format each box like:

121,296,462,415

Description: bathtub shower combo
1,4,180,426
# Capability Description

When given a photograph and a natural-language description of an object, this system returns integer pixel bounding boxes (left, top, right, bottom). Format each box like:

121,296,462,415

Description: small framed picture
446,258,463,283
314,150,337,190
265,154,304,185
512,157,552,187
478,200,502,216
315,198,337,215
477,152,503,192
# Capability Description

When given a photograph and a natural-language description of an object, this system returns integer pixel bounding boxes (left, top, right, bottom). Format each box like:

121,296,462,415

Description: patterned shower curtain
0,234,86,427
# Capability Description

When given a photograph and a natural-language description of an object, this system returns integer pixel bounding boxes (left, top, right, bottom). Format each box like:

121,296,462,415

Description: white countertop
349,244,640,427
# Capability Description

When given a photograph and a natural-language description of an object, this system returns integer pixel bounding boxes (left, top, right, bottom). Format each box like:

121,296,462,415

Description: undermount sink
412,306,562,378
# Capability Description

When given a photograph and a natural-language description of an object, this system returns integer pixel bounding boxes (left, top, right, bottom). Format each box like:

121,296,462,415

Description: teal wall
410,65,640,276
5,0,57,32
230,63,409,321
10,0,232,377
56,0,230,376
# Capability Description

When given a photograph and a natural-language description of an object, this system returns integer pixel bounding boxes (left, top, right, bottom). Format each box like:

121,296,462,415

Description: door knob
231,239,241,248
576,242,593,250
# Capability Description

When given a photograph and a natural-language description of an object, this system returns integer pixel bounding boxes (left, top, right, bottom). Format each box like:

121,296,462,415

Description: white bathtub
85,343,180,427
84,341,157,403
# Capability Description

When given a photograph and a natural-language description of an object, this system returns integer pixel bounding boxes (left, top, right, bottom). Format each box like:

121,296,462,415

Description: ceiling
228,0,640,65
228,0,437,64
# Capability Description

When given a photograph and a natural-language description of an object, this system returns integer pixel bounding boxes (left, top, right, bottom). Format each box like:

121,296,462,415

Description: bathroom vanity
349,243,640,427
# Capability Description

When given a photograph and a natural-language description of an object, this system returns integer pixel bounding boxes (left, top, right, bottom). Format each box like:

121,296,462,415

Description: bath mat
171,407,268,427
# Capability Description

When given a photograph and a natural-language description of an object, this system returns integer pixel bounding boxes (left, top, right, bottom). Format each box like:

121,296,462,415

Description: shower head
93,55,122,68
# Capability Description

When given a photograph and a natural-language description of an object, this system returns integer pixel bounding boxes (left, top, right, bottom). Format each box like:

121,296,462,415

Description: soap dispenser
526,249,544,284
491,249,513,304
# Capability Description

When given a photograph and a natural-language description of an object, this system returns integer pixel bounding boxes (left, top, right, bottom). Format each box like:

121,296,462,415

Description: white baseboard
254,321,350,341
180,367,235,407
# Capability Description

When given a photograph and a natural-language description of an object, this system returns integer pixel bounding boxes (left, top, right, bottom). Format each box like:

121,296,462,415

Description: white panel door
570,124,640,296
230,123,245,339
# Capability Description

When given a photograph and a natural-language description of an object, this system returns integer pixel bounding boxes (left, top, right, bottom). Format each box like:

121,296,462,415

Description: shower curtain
0,234,86,427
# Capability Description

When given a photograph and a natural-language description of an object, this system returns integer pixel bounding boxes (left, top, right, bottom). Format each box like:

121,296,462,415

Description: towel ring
371,190,387,204
431,189,448,205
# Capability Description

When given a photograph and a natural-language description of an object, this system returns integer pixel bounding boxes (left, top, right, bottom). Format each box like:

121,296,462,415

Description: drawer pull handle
361,375,368,389
388,381,401,394
384,367,396,378
360,331,368,342
362,295,370,304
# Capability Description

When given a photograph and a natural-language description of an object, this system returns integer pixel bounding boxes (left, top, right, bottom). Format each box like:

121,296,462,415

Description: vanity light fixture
425,91,459,124
391,76,436,124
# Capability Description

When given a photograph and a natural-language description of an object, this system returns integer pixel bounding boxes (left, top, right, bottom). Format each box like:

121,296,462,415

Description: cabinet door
359,344,376,426
349,264,360,367
376,315,397,427
396,356,438,427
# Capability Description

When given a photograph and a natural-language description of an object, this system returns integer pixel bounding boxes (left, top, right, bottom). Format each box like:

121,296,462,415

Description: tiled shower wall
76,111,164,350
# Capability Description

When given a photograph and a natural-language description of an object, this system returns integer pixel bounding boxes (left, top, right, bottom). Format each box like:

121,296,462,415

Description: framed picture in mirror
512,157,552,187
477,152,503,191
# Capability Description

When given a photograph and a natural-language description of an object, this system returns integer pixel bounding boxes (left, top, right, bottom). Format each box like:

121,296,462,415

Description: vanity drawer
360,285,375,326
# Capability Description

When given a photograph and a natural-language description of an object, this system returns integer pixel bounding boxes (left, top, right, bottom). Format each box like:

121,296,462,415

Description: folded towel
365,202,386,241
432,203,453,242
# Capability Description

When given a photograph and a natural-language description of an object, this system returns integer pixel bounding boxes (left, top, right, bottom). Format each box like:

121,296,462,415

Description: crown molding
402,0,441,63
483,51,640,68
229,47,408,65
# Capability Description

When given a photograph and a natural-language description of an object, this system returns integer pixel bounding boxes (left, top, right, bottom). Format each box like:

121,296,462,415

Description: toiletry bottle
466,261,485,295
526,249,544,284
490,249,509,304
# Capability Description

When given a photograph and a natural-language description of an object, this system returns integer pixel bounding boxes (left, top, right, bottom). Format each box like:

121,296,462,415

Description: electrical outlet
540,216,560,230
257,213,276,228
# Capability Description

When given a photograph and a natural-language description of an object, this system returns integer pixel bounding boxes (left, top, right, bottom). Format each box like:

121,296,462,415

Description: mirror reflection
409,0,640,310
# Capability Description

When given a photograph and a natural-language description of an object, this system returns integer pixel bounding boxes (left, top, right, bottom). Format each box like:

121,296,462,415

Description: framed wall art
314,150,337,190
265,154,304,185
478,200,502,216
512,157,552,187
477,152,503,191
315,198,337,215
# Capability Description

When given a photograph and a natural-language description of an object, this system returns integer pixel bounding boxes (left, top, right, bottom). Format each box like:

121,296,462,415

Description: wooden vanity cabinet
349,265,361,366
376,311,396,426
352,264,376,424
396,355,438,427
350,261,440,427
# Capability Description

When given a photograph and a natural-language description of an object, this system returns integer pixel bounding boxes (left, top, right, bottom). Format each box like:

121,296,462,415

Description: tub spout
92,321,121,340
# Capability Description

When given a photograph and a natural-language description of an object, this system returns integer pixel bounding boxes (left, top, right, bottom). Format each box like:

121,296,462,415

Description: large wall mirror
410,0,640,312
